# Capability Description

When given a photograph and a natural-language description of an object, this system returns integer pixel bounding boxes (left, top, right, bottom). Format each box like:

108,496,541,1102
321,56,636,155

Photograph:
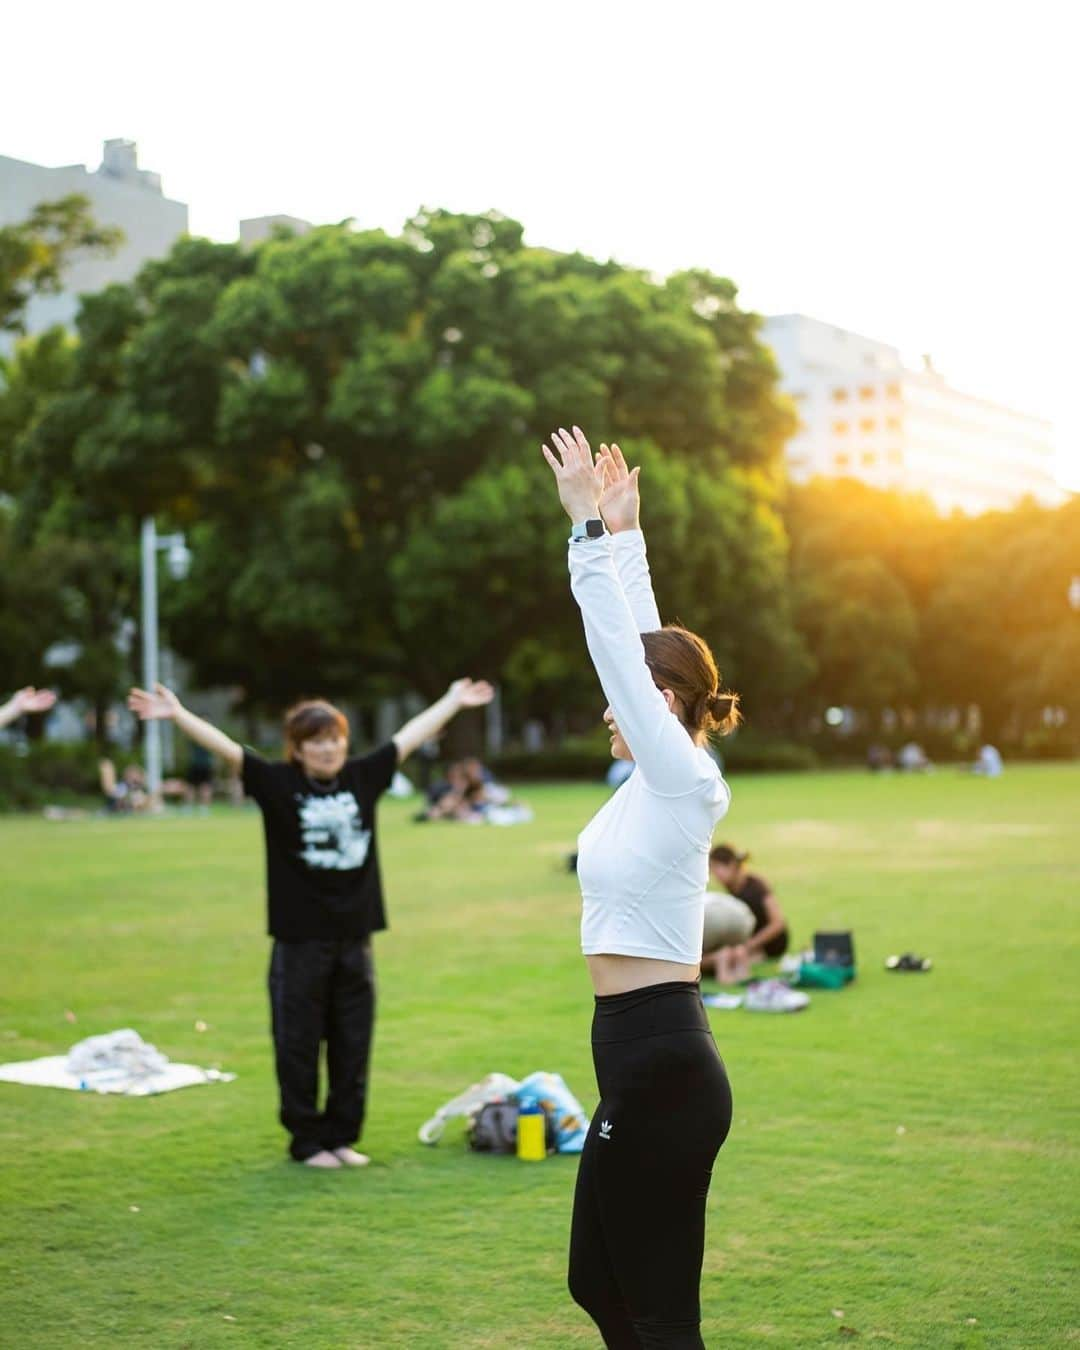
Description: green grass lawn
1,766,1078,1348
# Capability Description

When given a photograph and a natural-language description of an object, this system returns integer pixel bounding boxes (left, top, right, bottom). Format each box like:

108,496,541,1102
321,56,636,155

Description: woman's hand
541,426,605,523
127,683,183,721
596,442,641,534
448,678,496,710
14,687,57,714
0,687,56,730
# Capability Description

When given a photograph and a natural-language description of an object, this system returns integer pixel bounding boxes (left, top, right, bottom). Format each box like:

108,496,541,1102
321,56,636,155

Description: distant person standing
185,741,215,808
128,677,493,1169
701,845,789,984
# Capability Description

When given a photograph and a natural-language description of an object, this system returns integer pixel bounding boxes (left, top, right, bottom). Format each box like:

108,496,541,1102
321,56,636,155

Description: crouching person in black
128,678,493,1169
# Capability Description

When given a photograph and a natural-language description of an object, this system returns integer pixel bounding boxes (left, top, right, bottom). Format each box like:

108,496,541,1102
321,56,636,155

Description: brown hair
640,625,741,739
709,844,749,867
283,700,349,762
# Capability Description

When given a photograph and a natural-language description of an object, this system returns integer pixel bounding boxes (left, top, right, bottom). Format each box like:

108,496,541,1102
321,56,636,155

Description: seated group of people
420,757,512,822
700,844,790,984
868,741,1004,777
99,742,221,813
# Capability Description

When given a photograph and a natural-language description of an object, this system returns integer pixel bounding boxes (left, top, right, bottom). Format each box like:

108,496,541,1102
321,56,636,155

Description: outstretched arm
127,684,243,770
392,679,495,765
542,427,712,796
597,442,661,633
0,687,57,730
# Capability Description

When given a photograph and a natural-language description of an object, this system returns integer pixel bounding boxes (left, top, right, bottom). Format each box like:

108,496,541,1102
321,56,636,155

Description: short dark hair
283,700,349,762
710,844,749,866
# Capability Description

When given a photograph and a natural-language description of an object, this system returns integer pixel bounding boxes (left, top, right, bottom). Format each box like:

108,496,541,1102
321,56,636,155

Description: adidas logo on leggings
599,1119,612,1140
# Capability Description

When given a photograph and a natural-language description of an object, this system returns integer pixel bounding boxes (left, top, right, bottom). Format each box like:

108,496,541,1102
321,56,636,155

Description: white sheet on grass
0,1028,235,1096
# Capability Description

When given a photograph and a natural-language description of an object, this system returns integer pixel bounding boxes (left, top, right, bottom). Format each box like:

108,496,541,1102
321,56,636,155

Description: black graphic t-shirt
242,743,399,940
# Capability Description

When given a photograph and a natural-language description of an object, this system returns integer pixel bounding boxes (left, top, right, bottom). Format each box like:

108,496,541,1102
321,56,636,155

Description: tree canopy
2,202,1076,756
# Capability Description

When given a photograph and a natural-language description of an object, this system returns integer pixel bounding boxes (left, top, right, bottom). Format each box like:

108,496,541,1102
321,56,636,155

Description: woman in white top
542,428,738,1350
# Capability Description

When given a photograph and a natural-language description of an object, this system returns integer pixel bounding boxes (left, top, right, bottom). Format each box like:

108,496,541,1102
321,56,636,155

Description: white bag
418,1072,519,1144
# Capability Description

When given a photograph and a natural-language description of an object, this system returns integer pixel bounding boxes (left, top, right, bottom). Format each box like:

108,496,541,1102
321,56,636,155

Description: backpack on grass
468,1101,555,1155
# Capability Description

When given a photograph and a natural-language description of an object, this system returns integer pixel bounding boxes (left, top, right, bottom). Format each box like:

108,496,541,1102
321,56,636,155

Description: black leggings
568,981,732,1349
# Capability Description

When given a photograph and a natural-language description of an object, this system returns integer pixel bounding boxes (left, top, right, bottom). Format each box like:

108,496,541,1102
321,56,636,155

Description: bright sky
4,0,1078,487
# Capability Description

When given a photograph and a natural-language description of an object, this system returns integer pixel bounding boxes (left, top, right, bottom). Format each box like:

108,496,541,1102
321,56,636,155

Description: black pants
268,938,376,1161
568,982,732,1349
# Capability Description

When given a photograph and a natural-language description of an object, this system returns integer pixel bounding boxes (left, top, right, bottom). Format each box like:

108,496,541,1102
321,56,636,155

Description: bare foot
302,1149,342,1169
332,1147,370,1167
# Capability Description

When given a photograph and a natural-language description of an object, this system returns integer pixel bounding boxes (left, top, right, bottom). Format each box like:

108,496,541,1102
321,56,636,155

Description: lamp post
140,517,192,805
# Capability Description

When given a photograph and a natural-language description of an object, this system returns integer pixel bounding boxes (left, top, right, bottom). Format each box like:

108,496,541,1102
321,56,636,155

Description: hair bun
708,689,741,735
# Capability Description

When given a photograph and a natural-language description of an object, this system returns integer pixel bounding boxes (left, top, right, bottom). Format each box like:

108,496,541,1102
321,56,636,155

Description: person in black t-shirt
701,844,790,983
128,677,494,1169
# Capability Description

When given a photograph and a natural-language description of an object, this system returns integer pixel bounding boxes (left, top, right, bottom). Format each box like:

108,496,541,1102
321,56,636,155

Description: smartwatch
570,518,606,542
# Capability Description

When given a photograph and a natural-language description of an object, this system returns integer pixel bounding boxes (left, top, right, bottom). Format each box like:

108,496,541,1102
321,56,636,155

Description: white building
0,139,188,343
239,214,312,247
763,314,1065,514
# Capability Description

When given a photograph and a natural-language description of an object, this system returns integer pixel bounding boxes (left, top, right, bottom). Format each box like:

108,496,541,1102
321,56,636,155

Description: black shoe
885,953,932,972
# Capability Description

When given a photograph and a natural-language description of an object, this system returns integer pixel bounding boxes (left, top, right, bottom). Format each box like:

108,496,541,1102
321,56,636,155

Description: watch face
586,519,605,538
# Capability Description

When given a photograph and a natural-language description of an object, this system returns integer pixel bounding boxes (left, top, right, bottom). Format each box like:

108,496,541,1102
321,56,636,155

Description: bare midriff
586,953,700,996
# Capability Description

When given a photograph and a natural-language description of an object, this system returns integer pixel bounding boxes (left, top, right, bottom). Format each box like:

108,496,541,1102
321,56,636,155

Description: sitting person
897,741,932,772
423,760,490,821
461,756,511,805
700,844,790,984
99,758,150,813
972,744,1003,777
422,756,516,822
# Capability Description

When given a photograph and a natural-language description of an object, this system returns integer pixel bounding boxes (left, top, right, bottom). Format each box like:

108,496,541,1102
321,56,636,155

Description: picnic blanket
0,1028,235,1097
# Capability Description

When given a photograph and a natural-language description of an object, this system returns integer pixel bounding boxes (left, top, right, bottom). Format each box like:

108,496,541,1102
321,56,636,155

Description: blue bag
512,1071,590,1154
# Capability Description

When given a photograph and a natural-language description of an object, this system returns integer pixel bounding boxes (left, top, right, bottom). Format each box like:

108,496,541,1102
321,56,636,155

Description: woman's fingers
555,428,580,465
546,426,607,476
599,442,628,481
571,426,592,463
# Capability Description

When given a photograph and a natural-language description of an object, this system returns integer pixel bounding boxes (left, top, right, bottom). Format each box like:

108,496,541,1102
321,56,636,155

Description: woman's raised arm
128,683,243,770
542,427,709,796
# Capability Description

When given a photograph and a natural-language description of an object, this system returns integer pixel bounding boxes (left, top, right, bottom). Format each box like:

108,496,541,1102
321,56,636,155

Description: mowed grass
1,765,1078,1349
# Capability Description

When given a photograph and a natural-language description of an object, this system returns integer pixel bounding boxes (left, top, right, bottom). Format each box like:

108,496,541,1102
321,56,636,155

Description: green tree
12,211,803,726
794,556,918,714
0,195,121,334
922,499,1080,741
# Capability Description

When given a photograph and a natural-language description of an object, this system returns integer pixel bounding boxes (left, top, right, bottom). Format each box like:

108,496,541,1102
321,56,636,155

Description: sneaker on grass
744,979,810,1013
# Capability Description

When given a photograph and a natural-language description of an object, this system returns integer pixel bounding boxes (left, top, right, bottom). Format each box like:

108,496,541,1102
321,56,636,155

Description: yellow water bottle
517,1103,547,1161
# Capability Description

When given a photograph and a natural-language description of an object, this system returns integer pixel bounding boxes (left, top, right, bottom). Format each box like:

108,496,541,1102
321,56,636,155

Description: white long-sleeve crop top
570,529,731,965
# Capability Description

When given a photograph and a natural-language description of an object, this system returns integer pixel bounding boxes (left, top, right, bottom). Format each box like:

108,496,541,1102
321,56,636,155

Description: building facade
239,214,312,247
763,313,1064,514
0,139,188,343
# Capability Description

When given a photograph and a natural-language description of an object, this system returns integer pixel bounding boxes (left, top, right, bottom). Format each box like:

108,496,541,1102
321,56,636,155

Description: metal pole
140,516,162,806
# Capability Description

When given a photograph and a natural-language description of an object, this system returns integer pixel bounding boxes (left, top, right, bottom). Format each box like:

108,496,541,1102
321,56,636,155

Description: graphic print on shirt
296,791,371,871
